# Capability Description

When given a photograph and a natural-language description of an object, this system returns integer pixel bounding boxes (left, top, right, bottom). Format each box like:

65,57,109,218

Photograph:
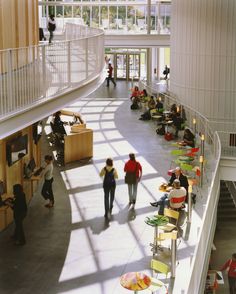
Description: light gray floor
0,80,218,294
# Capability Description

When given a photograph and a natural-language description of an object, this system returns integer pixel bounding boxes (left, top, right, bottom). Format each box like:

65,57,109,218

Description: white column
170,0,236,125
147,48,152,85
147,0,151,34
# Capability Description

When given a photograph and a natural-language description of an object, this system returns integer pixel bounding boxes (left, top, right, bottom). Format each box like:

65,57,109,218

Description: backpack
130,102,139,110
164,132,173,141
48,22,56,32
156,126,165,135
103,168,115,188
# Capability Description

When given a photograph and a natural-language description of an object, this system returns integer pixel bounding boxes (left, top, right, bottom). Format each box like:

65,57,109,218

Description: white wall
170,0,236,124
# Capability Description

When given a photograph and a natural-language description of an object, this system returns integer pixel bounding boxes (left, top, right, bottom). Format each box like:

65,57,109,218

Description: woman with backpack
100,158,118,218
48,14,56,44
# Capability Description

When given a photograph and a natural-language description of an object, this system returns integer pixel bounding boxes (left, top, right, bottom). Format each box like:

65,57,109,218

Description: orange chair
185,147,199,157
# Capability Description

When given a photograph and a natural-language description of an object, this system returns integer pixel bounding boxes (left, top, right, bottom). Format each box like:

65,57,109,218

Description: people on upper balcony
48,14,56,44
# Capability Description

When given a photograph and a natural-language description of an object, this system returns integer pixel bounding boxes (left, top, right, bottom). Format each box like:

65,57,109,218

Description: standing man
48,14,56,44
124,153,142,207
106,63,116,87
6,184,27,246
41,155,54,208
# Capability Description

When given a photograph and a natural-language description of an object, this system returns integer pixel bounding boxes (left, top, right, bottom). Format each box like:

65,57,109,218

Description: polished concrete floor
0,81,218,294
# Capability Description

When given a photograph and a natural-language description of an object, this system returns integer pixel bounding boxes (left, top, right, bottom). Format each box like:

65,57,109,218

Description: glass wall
39,0,171,34
105,48,147,80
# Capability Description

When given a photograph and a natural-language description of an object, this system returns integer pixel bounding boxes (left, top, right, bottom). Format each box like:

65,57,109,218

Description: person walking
48,14,56,44
124,153,142,207
221,253,236,294
100,158,118,218
6,184,27,246
41,155,54,208
106,63,116,87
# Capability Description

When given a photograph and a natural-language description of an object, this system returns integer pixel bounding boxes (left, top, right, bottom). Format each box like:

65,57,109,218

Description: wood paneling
0,0,39,63
0,124,41,231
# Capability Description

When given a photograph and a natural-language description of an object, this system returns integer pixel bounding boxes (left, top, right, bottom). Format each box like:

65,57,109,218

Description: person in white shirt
151,179,186,215
41,155,54,208
168,180,186,210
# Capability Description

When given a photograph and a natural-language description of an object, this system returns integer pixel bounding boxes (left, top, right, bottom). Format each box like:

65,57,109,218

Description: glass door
128,53,140,80
115,54,127,79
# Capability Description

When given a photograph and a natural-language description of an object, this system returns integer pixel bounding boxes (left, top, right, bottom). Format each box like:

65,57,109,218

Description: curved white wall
170,0,236,122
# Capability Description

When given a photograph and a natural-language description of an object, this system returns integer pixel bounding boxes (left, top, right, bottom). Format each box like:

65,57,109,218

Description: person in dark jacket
48,14,56,44
100,158,118,218
168,167,189,193
6,184,27,245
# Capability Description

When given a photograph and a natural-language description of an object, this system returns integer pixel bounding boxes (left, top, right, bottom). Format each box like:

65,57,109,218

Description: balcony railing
38,1,171,35
139,79,223,293
0,24,104,121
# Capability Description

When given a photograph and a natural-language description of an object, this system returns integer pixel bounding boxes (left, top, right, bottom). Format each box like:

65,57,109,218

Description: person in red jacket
221,253,236,294
106,63,116,87
124,153,142,206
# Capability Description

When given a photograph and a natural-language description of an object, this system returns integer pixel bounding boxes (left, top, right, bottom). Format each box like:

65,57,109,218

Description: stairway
218,181,236,222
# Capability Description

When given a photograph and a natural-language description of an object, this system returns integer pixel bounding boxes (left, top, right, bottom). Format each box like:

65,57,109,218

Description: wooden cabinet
64,129,93,164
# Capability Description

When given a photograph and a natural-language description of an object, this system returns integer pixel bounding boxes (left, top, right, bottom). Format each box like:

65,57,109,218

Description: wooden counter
64,128,93,164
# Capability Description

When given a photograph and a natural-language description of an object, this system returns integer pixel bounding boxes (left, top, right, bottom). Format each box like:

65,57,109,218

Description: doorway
115,53,140,80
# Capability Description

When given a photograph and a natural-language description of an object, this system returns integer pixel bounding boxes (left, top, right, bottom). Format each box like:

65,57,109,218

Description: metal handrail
139,79,222,294
0,24,105,121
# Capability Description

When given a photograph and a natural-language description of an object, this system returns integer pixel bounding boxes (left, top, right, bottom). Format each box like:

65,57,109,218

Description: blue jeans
156,194,169,215
104,185,116,215
128,183,138,204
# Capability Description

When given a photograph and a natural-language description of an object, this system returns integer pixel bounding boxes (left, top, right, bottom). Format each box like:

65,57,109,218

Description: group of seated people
129,88,198,216
150,166,196,215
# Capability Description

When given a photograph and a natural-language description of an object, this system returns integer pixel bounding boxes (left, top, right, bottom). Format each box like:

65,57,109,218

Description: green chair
151,259,170,278
147,277,167,293
180,162,194,172
170,149,185,156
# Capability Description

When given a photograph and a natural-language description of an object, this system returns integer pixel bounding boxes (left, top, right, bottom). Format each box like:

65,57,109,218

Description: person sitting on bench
150,179,186,215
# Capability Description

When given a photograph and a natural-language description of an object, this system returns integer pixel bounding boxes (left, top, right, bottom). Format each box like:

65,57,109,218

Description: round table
178,155,194,162
120,272,151,293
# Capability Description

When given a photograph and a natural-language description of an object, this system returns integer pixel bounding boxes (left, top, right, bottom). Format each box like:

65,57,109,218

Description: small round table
178,155,194,162
120,272,151,294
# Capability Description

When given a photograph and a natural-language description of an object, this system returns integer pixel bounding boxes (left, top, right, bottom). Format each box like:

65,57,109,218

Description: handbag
125,163,138,184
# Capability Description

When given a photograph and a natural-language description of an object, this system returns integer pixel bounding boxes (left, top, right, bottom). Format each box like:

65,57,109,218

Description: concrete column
147,0,151,34
170,0,236,129
151,47,160,81
146,48,152,85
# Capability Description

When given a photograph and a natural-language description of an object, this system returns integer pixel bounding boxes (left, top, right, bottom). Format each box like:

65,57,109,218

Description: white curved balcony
139,80,234,293
0,24,105,139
